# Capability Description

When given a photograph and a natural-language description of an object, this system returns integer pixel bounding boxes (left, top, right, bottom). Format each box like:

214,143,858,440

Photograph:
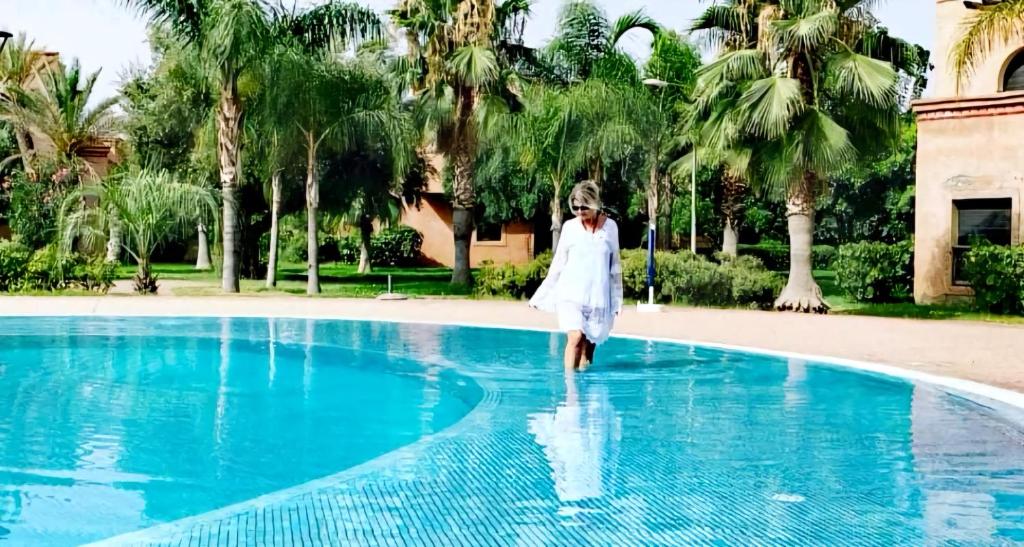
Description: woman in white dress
529,181,624,370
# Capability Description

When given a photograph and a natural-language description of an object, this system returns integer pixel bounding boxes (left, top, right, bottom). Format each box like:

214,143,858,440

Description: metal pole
690,146,697,254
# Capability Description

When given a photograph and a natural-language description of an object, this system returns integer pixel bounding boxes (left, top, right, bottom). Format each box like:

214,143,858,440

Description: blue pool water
1,317,1023,545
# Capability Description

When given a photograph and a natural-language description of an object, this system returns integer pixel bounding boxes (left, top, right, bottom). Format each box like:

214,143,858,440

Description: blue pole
646,222,656,303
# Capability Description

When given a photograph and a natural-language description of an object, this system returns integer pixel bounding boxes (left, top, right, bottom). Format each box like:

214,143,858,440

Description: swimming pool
1,316,1022,545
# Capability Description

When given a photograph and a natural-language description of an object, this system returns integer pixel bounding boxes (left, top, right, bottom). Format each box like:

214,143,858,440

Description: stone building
912,0,1024,303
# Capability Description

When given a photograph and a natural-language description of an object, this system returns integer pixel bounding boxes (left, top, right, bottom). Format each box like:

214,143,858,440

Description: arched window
1003,49,1024,92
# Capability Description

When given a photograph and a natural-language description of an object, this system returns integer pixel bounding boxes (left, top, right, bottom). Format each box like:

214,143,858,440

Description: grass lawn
119,262,471,298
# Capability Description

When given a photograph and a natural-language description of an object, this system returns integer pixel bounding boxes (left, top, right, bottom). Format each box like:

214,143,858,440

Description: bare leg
564,330,584,370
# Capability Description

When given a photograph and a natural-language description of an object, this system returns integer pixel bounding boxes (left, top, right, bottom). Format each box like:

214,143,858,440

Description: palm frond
448,45,499,86
771,7,838,52
950,0,1024,91
739,76,804,139
121,0,208,42
609,9,660,47
698,49,770,85
279,1,383,52
826,50,898,108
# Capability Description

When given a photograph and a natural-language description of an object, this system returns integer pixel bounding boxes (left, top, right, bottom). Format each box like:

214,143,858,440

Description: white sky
4,0,934,102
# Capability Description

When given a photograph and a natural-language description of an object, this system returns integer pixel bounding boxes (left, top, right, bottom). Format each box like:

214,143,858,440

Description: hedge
833,241,913,303
478,249,781,309
962,244,1024,315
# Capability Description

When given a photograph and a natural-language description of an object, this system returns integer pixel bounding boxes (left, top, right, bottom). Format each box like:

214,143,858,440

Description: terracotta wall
913,107,1024,303
400,195,534,268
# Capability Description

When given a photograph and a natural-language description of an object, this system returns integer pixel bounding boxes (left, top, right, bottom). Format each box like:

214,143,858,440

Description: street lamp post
643,78,697,255
0,31,12,55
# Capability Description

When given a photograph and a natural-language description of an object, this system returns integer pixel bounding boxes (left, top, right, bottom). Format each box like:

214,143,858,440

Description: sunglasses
571,205,591,212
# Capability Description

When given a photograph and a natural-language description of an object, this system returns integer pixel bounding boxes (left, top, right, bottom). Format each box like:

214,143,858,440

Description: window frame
951,197,1013,286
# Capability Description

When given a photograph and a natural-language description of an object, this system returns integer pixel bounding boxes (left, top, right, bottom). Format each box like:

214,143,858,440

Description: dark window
952,198,1012,285
476,222,503,242
1004,50,1024,92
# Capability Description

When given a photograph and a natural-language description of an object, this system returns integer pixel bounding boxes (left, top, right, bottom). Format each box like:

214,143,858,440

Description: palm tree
58,168,218,293
6,59,118,172
695,0,907,312
544,0,659,185
273,51,408,294
390,0,531,285
483,83,588,252
0,33,44,177
123,0,381,293
952,0,1024,91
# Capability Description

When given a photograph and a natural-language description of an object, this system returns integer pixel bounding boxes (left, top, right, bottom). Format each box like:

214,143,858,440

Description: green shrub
962,244,1024,315
371,226,422,267
626,249,780,308
718,254,783,309
834,241,913,303
338,235,361,264
475,251,552,298
0,240,112,293
0,239,31,291
25,244,83,290
738,242,837,271
75,258,116,293
480,247,780,308
7,174,64,249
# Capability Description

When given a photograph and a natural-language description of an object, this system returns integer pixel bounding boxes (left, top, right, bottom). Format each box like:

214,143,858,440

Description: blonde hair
568,180,602,211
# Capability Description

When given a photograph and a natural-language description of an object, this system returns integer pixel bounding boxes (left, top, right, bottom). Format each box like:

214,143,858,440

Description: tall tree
274,51,407,294
390,0,531,285
695,0,911,312
123,0,381,292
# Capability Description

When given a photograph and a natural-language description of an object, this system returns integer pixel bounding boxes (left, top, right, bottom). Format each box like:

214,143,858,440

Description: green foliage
5,172,65,249
737,242,836,271
834,241,913,303
718,254,784,309
623,248,780,308
962,244,1024,315
0,239,31,291
370,226,422,267
475,251,553,299
335,226,424,267
0,240,113,293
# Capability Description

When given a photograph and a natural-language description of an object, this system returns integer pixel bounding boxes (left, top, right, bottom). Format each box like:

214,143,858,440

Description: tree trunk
720,172,747,257
722,219,738,257
13,126,36,178
646,163,659,250
195,223,212,270
133,258,157,294
358,218,373,274
658,173,673,250
450,86,477,286
305,136,320,295
217,87,243,293
550,180,564,254
774,176,828,313
105,221,121,263
589,157,603,189
266,171,282,288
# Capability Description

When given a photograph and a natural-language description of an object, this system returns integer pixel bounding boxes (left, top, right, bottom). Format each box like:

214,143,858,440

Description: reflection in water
0,317,481,545
911,385,1024,542
528,372,621,503
783,357,807,409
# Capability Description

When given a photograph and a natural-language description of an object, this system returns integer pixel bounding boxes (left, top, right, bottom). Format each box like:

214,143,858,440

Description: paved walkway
2,295,1023,392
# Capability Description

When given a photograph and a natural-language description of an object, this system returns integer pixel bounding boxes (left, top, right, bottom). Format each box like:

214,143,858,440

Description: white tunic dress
529,217,624,345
